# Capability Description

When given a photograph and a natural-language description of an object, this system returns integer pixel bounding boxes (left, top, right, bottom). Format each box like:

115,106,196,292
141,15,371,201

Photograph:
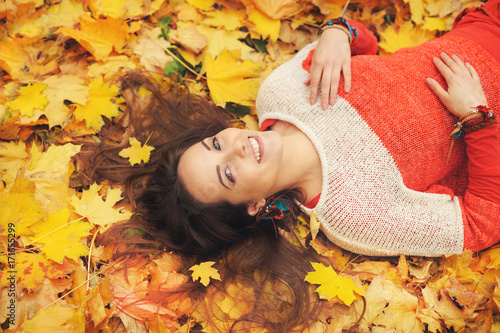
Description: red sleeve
260,119,279,131
461,123,500,251
464,124,500,204
346,20,378,56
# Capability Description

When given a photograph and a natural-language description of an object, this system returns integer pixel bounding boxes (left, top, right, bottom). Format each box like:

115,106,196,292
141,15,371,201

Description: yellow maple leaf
20,304,77,332
189,261,221,287
481,245,500,269
56,15,129,61
403,0,425,25
29,207,91,263
43,0,85,29
353,275,389,328
206,50,262,106
203,9,245,31
197,25,253,58
87,55,137,79
88,0,127,19
6,83,49,117
422,17,448,31
378,21,435,54
73,77,120,130
305,262,364,305
0,140,28,190
187,0,214,10
119,137,155,166
247,8,281,42
373,280,425,332
70,183,133,227
0,176,46,237
14,252,49,292
42,75,90,128
24,143,81,213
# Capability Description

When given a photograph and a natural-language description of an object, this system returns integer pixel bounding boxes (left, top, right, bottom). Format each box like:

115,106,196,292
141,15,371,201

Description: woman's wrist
319,27,350,44
318,17,358,44
446,106,497,163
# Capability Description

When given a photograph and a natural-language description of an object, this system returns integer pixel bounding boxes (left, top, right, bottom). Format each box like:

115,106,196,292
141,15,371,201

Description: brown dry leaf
130,26,173,72
170,26,208,54
421,286,470,332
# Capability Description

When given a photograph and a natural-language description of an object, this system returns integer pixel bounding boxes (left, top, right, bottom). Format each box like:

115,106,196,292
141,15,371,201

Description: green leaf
225,102,250,117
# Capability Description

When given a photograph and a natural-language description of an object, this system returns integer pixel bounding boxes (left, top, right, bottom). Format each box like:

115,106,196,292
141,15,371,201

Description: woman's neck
271,121,322,203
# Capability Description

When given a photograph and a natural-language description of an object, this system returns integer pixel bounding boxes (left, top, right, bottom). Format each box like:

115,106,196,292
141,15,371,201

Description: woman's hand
305,28,351,110
426,52,488,118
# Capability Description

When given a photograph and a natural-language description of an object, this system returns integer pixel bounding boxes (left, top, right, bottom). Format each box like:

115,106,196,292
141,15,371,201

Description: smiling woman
82,1,500,331
81,71,321,332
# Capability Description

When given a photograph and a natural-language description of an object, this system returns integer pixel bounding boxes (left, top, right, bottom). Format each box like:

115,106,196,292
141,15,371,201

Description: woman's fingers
308,68,322,105
466,62,479,81
425,78,448,102
343,62,352,94
326,68,339,107
433,56,454,80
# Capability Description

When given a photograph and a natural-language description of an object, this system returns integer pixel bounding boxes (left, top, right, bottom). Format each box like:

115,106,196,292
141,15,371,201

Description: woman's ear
247,199,267,216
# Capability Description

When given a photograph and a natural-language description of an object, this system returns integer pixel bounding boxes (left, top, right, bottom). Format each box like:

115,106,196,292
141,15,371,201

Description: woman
92,1,500,331
178,1,500,257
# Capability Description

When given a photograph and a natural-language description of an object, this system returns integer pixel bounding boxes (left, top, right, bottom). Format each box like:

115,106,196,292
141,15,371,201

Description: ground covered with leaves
1,0,500,332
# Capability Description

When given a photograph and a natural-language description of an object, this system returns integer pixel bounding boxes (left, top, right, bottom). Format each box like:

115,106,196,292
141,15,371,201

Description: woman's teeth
249,137,261,162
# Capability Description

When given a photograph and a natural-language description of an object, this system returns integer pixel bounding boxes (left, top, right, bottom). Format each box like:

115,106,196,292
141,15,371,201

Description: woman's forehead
178,142,224,203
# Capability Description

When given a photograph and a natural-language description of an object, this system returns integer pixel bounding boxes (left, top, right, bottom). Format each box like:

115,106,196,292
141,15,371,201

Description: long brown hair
81,72,320,331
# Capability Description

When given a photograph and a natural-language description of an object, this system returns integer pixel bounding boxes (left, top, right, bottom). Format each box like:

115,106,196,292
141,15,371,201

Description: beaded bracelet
318,17,359,44
445,105,497,164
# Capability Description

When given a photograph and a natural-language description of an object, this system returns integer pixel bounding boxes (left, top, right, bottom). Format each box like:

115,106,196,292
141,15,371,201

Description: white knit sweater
256,36,500,256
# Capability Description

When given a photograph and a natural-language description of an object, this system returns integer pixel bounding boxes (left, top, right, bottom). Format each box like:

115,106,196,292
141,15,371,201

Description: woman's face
177,128,284,214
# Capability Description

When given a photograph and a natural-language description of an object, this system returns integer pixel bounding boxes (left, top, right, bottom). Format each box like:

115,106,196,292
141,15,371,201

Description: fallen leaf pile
1,0,499,332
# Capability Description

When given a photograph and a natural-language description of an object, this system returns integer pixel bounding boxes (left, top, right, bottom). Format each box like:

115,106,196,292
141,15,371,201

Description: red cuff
346,20,378,56
464,124,500,204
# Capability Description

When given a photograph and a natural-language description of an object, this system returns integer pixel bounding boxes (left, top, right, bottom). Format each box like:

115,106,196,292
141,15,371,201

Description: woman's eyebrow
201,140,211,151
216,165,229,189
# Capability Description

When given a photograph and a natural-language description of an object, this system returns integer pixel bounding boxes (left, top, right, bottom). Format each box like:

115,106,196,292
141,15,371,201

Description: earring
255,196,291,222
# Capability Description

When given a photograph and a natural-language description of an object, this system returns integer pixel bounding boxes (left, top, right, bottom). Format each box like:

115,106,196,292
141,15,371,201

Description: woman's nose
228,137,246,159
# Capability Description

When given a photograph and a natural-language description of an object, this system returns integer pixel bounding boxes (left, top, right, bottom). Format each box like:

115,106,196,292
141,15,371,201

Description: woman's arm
306,19,378,109
426,53,500,251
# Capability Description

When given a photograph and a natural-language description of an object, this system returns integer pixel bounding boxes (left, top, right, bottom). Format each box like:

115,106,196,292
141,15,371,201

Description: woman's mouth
249,137,262,163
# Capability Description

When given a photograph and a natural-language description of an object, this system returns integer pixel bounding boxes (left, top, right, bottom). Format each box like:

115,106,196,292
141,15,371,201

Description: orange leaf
56,16,129,61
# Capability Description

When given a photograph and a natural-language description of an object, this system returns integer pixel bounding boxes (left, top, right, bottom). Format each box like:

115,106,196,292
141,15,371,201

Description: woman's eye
225,167,234,183
212,137,220,150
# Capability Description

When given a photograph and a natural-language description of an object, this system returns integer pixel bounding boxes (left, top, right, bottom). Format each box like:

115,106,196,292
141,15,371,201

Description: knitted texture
256,36,500,257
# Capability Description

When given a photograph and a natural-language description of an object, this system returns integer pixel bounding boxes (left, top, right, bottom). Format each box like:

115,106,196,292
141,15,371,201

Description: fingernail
425,78,432,84
322,103,327,109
